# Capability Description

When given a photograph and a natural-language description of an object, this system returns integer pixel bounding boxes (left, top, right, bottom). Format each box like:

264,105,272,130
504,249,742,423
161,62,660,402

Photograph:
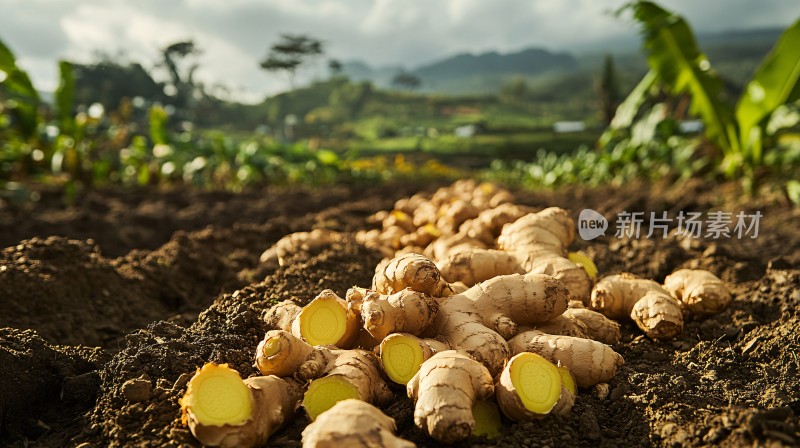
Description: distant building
678,120,704,134
553,121,585,133
454,123,485,138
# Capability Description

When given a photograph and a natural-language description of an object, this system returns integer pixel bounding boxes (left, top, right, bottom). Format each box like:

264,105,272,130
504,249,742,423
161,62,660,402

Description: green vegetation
1,0,799,205
604,1,800,186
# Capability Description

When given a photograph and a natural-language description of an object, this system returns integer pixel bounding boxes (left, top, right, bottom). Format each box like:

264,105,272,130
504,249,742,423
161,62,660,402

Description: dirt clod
121,378,152,403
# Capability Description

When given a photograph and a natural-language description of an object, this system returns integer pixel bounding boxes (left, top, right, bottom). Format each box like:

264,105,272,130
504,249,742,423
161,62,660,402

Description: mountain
340,27,783,95
341,47,578,94
340,61,403,88
414,48,577,79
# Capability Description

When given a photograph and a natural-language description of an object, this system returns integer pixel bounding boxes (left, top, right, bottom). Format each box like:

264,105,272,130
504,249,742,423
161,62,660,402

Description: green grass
345,131,599,159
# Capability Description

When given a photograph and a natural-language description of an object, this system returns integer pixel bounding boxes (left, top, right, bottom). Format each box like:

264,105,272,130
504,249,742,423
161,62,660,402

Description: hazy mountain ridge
341,27,783,94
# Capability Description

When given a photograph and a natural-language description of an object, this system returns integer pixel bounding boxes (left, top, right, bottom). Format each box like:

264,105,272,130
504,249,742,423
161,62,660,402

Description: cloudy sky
1,0,798,102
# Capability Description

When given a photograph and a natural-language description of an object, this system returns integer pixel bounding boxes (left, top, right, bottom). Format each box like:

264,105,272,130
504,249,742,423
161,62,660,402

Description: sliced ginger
379,333,448,384
304,376,361,421
264,291,359,348
300,349,393,421
552,364,577,416
180,363,301,448
182,363,253,428
496,352,563,421
557,364,577,396
508,330,624,388
296,290,359,346
568,251,598,280
472,400,503,438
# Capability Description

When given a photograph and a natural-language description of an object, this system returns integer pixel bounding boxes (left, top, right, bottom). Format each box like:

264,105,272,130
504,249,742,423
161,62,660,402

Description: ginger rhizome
301,399,415,448
434,207,594,305
495,352,565,421
407,350,495,444
221,181,737,447
471,400,503,438
260,229,344,267
438,249,525,286
496,207,593,302
356,288,439,341
426,272,570,376
255,330,314,377
372,253,454,297
267,290,360,347
663,269,732,315
180,363,301,448
378,333,448,385
591,273,684,339
532,307,621,345
507,330,624,388
299,348,393,420
353,180,521,260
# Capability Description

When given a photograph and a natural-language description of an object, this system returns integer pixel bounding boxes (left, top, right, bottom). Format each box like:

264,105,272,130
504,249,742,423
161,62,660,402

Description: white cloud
0,0,797,103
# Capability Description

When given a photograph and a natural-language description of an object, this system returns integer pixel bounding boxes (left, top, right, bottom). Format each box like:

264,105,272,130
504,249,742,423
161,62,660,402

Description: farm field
1,179,798,447
2,1,800,446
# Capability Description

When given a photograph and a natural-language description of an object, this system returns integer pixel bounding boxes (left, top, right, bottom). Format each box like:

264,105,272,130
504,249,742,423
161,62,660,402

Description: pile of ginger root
179,180,732,447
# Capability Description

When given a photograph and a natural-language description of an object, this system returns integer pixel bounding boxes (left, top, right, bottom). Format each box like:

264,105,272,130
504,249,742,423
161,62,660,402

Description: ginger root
300,349,393,421
358,288,439,340
437,249,524,286
265,291,360,347
507,330,624,388
373,253,454,297
407,350,495,444
495,352,564,421
378,333,448,384
663,269,732,315
437,208,593,302
591,273,684,340
472,400,503,438
498,208,593,302
260,229,344,267
264,300,302,332
180,363,301,448
532,307,621,345
255,330,313,377
430,272,570,376
302,399,415,448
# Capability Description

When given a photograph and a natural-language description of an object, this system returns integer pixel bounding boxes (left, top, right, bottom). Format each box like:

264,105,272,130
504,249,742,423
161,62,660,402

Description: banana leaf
55,60,75,135
0,38,40,137
628,1,739,156
736,18,800,164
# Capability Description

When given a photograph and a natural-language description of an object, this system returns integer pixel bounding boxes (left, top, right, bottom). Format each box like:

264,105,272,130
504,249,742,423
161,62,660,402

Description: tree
329,81,373,118
159,40,201,111
392,72,421,90
328,59,343,78
501,76,528,102
260,34,324,89
597,54,621,126
73,59,165,110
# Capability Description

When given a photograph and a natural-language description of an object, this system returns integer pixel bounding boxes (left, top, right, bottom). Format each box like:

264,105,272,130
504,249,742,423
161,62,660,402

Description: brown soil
1,179,798,447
